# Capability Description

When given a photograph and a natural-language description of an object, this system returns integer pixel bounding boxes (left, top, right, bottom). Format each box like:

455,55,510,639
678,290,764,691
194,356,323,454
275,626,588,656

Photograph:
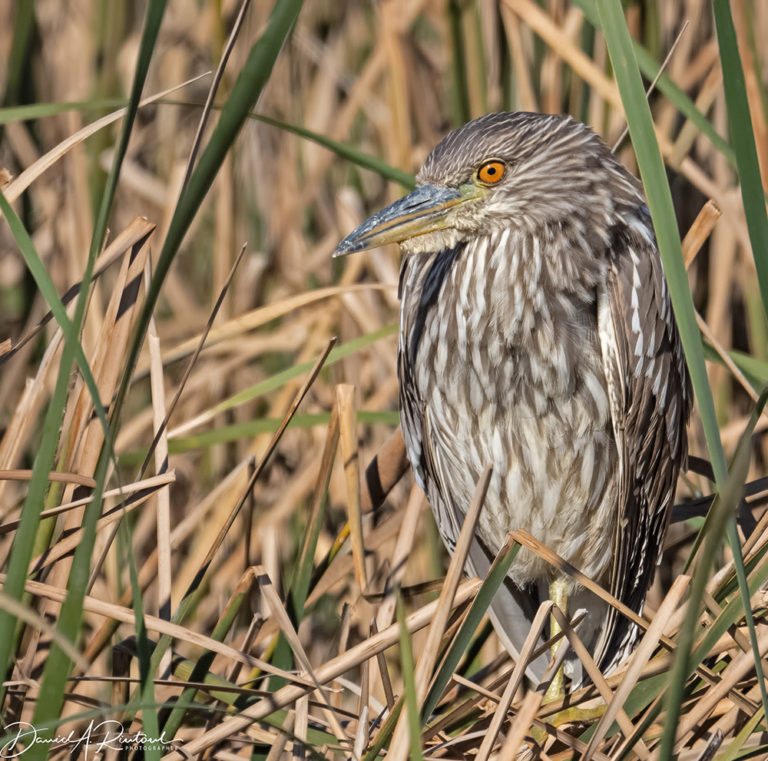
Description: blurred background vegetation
1,0,768,758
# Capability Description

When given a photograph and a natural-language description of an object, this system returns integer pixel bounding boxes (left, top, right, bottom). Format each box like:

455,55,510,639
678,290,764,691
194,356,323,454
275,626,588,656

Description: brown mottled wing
595,207,691,674
397,251,466,553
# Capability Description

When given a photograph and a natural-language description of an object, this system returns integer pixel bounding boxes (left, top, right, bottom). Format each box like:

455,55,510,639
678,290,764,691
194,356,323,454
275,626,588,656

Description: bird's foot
527,705,606,749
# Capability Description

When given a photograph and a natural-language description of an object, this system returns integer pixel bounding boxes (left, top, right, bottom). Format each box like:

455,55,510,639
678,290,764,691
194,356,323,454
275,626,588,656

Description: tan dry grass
1,1,768,758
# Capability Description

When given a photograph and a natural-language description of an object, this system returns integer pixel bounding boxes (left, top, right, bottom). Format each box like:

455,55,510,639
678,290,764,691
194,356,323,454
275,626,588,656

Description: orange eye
477,160,506,184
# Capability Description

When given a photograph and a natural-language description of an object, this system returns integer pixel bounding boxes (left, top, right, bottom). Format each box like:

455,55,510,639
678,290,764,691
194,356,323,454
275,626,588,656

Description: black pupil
487,166,496,175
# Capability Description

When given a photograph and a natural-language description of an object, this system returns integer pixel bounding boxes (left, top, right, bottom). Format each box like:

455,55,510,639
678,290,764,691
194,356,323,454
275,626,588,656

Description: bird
333,111,691,690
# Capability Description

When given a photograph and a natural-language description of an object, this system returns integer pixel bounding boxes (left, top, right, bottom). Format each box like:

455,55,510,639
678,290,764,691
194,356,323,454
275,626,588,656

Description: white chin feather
399,227,466,255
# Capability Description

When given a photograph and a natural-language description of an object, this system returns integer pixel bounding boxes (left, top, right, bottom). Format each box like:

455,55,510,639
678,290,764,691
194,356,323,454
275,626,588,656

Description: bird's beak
333,183,483,257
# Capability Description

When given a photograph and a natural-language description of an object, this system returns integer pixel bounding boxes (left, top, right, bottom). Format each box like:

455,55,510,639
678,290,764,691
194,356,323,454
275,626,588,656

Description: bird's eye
476,160,506,185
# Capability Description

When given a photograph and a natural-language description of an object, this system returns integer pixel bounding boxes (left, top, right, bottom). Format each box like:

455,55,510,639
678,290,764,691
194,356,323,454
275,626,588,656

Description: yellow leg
544,577,568,703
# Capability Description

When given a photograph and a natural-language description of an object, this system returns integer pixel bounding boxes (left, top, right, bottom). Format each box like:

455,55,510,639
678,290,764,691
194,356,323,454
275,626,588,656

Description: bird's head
334,112,639,257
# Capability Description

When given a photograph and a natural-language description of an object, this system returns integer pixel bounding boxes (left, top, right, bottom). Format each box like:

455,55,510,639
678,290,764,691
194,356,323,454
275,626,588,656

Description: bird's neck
398,225,609,418
400,224,604,350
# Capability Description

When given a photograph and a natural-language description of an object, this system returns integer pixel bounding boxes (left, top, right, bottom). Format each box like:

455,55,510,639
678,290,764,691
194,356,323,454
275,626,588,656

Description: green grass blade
192,324,396,423
0,98,128,123
693,523,768,663
605,538,768,759
286,417,338,624
0,591,84,670
662,390,768,760
448,0,471,125
1,103,414,188
630,46,735,168
716,706,766,761
161,578,250,740
0,192,109,435
2,1,35,109
574,0,736,167
69,4,304,727
85,0,168,295
23,2,169,751
251,114,415,189
593,1,768,754
421,542,519,721
702,342,768,389
19,361,109,749
118,411,398,465
109,0,304,481
713,0,768,315
397,594,425,761
0,191,109,692
595,1,726,481
125,520,161,761
168,411,397,453
363,698,405,761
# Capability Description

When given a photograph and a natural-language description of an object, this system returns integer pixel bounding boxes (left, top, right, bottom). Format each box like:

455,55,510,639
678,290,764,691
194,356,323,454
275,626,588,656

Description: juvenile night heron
334,112,691,688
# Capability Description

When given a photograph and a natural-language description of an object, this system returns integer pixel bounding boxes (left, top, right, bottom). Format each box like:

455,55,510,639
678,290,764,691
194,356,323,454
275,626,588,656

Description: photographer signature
1,721,176,759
